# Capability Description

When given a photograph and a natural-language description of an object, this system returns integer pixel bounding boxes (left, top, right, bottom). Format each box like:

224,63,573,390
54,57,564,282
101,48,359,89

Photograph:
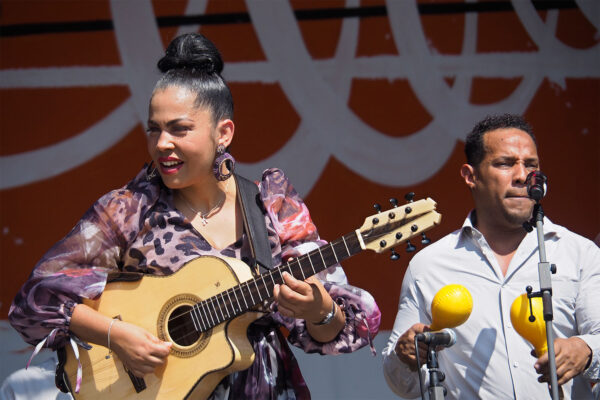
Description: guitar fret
293,258,306,280
238,286,249,311
209,299,221,324
202,301,214,328
195,305,207,331
260,274,270,298
341,236,351,256
220,293,230,319
189,306,200,331
226,290,238,314
196,305,206,331
330,242,339,263
253,279,263,302
307,253,316,274
317,247,326,268
269,271,276,291
245,281,256,305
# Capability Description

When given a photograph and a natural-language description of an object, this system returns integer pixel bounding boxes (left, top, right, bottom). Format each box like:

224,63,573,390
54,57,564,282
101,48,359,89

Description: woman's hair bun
157,33,224,75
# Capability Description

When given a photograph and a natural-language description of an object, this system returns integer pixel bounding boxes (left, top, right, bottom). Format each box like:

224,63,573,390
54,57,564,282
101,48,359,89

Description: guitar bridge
126,369,146,393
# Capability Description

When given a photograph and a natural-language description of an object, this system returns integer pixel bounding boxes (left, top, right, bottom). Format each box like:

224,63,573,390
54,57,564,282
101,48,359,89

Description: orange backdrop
1,0,598,336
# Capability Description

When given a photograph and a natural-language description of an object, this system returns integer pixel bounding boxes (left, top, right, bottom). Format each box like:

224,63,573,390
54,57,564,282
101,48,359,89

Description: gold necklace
179,178,231,226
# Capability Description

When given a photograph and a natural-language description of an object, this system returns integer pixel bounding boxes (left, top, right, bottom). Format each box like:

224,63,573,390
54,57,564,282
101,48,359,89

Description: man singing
382,114,599,399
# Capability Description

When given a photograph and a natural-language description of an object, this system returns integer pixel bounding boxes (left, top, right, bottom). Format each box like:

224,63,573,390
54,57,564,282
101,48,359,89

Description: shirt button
513,362,519,368
507,324,512,329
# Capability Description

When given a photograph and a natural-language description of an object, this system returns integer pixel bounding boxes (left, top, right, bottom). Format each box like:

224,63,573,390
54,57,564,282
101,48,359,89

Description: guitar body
64,256,264,400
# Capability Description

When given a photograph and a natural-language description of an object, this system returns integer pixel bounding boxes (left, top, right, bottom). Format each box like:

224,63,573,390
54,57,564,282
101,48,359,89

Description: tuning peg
390,249,400,261
421,233,431,245
406,240,416,253
373,203,381,213
404,192,415,203
389,198,398,207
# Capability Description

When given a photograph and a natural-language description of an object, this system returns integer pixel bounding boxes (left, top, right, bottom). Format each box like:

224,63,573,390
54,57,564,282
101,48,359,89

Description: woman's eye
145,127,160,136
173,126,191,133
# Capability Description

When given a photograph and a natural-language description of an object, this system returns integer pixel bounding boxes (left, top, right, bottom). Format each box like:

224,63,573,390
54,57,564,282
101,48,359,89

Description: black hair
153,33,233,124
465,114,536,167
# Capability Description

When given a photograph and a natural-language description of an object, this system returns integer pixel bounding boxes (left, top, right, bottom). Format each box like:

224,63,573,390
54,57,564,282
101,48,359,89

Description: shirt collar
459,209,562,242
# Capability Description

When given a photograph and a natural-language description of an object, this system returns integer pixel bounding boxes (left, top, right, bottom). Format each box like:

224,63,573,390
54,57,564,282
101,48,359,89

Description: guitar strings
164,234,358,343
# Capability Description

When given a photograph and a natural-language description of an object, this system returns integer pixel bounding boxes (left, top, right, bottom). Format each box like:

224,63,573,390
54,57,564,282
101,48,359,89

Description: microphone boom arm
525,202,560,400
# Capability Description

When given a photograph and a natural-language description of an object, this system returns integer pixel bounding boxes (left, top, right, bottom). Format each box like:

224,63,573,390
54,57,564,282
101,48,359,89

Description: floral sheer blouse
8,166,381,399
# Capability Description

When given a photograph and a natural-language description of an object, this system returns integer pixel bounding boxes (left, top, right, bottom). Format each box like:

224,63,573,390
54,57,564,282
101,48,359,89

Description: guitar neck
188,232,363,332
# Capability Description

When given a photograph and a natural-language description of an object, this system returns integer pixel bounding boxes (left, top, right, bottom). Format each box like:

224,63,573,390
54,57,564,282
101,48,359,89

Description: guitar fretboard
177,232,362,334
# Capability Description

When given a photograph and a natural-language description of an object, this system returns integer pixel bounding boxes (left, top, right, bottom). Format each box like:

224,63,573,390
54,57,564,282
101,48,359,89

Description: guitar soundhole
168,305,201,347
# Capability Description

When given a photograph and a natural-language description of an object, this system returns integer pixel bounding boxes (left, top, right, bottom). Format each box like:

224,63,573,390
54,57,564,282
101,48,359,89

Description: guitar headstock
355,194,442,258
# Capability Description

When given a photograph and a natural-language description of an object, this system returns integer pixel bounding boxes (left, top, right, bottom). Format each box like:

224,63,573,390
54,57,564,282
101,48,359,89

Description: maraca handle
535,344,548,357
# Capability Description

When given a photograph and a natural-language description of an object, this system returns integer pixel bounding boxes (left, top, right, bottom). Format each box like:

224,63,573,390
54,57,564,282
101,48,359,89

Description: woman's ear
216,119,234,148
460,163,476,190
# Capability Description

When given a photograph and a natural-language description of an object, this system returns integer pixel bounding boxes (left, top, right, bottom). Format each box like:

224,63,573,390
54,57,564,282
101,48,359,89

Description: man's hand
394,323,431,371
534,337,592,385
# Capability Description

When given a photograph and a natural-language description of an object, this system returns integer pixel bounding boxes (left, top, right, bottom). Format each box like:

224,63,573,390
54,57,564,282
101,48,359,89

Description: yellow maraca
429,284,473,331
510,293,547,356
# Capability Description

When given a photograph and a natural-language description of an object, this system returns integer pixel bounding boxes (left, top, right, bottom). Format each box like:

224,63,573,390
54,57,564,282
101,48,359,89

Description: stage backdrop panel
1,1,598,397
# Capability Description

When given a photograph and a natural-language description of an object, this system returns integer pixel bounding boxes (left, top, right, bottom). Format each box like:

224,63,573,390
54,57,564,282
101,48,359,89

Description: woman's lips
158,157,183,175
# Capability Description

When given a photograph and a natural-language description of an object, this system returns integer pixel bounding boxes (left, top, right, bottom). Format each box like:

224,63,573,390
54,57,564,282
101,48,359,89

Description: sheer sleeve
258,168,381,355
8,171,156,349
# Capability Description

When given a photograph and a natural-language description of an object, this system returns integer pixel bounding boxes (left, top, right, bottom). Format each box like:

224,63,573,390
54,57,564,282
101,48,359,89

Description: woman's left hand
273,271,332,323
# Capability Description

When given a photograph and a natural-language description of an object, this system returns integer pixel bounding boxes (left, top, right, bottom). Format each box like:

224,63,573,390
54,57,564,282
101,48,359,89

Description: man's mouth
506,192,529,199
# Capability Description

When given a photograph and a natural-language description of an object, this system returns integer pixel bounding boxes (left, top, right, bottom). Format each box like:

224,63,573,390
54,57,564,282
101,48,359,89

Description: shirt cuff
577,334,600,381
382,338,423,398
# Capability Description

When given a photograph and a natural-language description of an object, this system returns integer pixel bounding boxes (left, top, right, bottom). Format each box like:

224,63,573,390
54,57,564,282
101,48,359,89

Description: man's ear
216,119,234,148
460,163,477,190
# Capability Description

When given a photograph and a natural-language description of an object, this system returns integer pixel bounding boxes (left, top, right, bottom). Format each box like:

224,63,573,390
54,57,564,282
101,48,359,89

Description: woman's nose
156,130,174,151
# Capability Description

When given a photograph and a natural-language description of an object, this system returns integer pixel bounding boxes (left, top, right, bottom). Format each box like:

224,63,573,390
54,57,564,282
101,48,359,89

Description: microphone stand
425,345,447,400
524,202,559,400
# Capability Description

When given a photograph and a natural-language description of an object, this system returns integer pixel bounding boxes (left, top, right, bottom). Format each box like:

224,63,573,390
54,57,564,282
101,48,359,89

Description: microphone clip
526,171,547,202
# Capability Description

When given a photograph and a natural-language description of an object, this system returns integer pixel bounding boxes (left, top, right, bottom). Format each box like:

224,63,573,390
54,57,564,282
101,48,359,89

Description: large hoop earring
213,144,235,181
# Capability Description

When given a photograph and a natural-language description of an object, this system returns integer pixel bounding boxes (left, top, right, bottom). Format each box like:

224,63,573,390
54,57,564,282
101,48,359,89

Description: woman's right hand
110,320,172,378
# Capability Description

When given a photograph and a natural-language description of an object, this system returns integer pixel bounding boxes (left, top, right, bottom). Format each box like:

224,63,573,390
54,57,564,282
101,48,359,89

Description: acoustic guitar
62,197,441,399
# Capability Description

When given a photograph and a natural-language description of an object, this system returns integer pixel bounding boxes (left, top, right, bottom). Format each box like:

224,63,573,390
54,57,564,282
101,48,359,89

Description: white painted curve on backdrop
1,0,598,192
246,1,456,188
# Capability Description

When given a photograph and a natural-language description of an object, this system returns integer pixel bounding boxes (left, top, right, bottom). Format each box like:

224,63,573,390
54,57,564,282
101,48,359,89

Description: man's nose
513,163,529,184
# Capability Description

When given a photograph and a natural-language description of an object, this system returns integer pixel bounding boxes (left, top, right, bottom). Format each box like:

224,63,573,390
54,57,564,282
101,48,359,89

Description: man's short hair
465,114,536,167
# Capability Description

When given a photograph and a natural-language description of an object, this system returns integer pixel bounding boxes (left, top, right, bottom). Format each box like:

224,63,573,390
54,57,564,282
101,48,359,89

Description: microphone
526,171,547,201
416,328,457,348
